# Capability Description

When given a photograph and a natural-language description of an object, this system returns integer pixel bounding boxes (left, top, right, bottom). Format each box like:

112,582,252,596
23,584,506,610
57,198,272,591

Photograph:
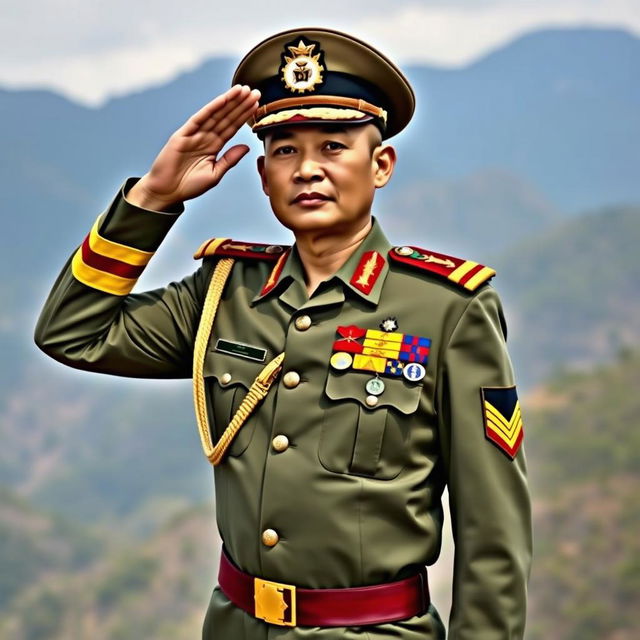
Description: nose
294,155,324,183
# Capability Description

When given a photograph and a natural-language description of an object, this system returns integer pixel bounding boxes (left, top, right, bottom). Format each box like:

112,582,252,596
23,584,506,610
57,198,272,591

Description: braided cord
193,257,285,466
193,258,235,461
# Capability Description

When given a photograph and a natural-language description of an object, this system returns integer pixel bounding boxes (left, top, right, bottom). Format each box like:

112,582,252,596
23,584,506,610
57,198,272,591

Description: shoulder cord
192,258,285,465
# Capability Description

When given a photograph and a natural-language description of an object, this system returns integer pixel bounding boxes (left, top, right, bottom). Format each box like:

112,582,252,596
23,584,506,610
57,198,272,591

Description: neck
295,217,373,296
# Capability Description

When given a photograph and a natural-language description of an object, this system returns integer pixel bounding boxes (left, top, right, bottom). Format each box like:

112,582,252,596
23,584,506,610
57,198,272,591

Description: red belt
218,548,430,627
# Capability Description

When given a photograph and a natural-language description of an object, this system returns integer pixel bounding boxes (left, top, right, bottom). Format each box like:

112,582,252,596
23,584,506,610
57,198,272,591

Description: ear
256,155,269,196
372,144,396,188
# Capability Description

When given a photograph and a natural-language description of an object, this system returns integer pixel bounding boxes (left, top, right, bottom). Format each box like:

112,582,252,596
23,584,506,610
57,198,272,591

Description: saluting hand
127,84,261,211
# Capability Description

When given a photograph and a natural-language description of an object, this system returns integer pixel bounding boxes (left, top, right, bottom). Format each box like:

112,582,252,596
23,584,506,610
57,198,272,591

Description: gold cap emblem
280,38,325,94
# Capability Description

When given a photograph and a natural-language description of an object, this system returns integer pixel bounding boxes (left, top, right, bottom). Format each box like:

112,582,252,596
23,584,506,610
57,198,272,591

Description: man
35,27,531,639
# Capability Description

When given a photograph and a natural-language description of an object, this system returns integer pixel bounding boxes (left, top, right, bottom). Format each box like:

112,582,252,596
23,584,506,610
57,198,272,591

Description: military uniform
34,27,531,640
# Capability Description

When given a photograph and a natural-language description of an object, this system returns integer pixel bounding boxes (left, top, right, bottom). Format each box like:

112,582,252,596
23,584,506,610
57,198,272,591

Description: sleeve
34,178,212,379
437,285,532,639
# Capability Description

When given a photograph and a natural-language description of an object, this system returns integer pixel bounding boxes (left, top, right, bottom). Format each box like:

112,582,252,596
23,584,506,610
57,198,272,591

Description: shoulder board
388,245,496,292
193,238,290,261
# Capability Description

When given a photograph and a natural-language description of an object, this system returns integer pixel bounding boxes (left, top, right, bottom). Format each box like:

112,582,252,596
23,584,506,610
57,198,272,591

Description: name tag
215,339,267,363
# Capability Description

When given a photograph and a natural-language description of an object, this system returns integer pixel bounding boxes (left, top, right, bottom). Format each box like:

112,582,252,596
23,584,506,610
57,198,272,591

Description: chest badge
380,316,398,332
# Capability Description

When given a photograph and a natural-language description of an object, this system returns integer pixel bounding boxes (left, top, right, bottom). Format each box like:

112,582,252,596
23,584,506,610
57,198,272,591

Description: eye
273,145,296,155
324,141,346,151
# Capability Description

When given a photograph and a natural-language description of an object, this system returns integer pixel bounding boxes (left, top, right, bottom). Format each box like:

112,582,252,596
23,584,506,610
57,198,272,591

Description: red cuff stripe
81,235,145,279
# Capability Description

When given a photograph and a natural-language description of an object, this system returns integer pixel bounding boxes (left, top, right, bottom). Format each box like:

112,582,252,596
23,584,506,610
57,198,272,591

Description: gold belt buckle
254,577,297,626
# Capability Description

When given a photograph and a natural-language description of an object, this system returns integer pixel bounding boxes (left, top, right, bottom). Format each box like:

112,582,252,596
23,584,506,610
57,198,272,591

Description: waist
217,547,430,628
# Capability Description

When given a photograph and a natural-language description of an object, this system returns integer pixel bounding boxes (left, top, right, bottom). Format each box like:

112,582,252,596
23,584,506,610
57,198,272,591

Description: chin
273,206,347,234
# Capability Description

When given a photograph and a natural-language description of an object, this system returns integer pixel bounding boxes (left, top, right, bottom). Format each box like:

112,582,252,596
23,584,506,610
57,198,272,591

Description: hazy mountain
495,203,640,385
403,27,640,213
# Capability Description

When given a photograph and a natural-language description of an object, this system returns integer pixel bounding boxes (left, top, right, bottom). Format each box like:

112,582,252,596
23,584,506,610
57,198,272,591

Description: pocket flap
202,351,265,390
324,370,422,415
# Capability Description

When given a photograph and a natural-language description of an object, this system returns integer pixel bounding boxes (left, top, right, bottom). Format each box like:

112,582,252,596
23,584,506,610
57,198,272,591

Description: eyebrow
266,124,351,144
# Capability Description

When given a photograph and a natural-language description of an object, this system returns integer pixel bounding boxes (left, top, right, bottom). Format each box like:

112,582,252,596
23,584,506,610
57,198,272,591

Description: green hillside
524,350,640,639
0,487,103,611
0,504,220,640
495,204,640,385
0,370,208,532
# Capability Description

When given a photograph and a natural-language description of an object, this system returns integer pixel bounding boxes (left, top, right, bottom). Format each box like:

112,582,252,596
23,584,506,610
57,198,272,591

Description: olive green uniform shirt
35,179,532,639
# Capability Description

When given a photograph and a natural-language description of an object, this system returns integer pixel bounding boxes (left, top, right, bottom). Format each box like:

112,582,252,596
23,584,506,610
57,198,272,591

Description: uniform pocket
319,370,423,479
202,352,265,457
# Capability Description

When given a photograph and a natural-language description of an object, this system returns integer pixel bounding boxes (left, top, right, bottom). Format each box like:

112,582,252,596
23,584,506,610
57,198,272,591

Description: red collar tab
349,250,386,295
389,246,496,292
194,238,290,261
260,249,291,296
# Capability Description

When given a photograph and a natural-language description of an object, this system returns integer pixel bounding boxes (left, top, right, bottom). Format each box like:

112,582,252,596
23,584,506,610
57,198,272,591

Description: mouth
291,192,334,206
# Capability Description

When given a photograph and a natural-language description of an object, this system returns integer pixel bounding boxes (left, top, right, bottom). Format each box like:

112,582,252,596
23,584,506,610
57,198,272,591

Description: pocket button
272,435,290,452
283,371,301,388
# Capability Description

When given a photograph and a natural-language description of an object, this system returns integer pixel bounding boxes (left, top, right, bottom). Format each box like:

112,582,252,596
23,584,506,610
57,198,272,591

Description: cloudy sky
3,0,639,105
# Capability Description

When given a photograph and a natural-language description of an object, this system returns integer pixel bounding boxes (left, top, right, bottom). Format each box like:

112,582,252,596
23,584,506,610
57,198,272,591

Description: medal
330,352,353,370
365,377,385,396
403,362,426,382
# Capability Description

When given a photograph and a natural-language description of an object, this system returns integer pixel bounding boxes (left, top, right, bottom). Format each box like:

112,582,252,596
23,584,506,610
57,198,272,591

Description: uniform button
283,371,301,388
365,395,379,407
220,373,232,385
272,435,289,452
294,315,312,331
262,529,279,547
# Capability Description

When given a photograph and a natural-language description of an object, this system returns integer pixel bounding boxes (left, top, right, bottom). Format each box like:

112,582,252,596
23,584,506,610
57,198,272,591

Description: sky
2,0,639,106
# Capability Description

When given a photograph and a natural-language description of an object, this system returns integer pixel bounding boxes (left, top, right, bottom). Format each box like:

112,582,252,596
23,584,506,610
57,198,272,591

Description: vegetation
524,350,640,639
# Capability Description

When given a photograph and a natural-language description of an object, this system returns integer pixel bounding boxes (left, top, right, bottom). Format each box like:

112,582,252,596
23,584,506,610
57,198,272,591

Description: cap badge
280,37,325,94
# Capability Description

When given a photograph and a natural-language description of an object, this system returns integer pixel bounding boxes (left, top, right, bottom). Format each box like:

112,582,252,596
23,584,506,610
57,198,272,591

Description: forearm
34,178,205,378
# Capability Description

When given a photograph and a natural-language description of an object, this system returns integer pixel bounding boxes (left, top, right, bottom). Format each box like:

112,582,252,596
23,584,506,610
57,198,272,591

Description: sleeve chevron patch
480,386,524,459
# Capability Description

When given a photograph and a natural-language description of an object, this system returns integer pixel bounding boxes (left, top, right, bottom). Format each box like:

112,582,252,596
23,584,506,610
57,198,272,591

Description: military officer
34,27,532,639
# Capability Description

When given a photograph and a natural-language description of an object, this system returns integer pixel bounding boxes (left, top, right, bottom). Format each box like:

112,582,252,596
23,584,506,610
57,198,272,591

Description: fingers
184,85,258,136
189,85,243,128
209,88,260,139
211,144,251,185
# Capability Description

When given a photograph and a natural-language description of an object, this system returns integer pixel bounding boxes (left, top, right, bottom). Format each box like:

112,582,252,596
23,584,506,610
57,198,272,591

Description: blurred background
1,1,639,638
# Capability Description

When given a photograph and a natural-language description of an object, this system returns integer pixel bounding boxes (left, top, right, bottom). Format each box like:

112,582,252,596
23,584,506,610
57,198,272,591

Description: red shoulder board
389,245,496,291
193,238,290,261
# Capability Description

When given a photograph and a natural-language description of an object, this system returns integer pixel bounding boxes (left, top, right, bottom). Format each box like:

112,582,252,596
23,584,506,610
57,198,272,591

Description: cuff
70,178,183,296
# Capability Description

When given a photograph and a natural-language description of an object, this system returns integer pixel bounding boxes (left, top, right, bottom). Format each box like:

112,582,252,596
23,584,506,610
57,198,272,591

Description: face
257,123,395,237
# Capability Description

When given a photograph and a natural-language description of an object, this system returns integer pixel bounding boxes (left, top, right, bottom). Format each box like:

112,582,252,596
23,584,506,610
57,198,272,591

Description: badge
330,352,353,371
215,339,267,362
379,317,398,332
365,377,385,396
280,37,325,94
403,362,426,382
480,386,524,459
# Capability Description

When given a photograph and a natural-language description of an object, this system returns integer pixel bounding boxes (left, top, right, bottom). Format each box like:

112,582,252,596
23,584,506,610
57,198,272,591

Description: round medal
330,352,353,371
365,377,386,396
403,362,426,382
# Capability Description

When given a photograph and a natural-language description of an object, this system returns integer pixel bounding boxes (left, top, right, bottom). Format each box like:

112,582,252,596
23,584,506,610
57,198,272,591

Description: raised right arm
34,85,261,379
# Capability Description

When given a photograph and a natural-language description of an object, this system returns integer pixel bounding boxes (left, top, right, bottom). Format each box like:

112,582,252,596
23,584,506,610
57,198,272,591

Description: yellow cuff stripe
89,215,154,266
71,249,138,296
